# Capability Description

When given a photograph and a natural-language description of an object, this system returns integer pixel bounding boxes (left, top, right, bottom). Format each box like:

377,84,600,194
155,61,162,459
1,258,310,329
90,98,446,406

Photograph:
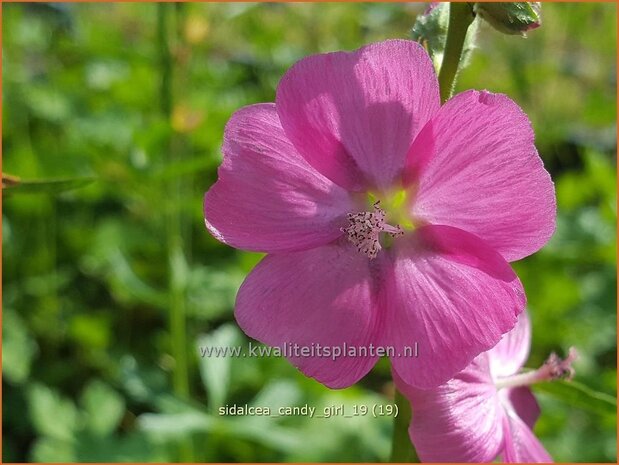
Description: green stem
158,0,188,401
388,6,476,462
389,389,419,462
158,3,194,461
438,2,475,102
158,4,172,117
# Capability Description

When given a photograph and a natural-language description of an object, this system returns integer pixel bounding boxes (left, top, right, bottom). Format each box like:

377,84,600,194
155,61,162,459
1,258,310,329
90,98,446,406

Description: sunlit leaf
30,437,75,462
28,384,79,441
2,308,38,384
231,420,302,452
138,411,215,438
74,432,165,462
197,324,241,411
80,380,125,436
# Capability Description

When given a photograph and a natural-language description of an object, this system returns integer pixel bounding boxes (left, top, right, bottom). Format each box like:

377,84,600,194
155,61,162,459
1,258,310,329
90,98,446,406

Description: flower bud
474,2,541,36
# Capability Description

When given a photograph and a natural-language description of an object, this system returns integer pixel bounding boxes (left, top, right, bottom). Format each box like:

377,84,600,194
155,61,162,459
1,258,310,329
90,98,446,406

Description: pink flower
204,40,556,389
394,312,577,463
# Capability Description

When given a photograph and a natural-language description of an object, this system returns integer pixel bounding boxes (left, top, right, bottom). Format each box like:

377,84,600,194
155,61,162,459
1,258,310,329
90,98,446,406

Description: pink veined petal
204,103,355,253
395,354,505,463
490,310,532,378
502,386,541,431
276,39,440,192
501,411,553,463
234,242,384,389
404,90,556,262
385,225,526,389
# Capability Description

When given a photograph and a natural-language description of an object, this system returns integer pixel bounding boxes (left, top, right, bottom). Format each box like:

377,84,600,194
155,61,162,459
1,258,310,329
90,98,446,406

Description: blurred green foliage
2,2,617,462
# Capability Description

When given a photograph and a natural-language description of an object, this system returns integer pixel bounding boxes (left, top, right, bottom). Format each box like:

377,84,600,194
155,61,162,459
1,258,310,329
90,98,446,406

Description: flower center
341,201,404,259
494,347,578,390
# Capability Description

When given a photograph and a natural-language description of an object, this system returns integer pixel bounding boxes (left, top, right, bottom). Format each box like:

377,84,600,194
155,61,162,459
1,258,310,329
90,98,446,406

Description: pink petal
276,39,440,192
235,242,383,388
395,354,505,462
490,311,532,378
502,412,553,463
385,225,525,389
404,90,556,262
503,387,541,430
204,103,355,253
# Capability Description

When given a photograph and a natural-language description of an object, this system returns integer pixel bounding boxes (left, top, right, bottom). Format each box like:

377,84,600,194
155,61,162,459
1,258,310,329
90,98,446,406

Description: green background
3,2,617,462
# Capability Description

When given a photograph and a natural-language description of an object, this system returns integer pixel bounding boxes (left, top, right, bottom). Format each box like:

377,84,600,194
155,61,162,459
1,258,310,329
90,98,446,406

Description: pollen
341,201,404,259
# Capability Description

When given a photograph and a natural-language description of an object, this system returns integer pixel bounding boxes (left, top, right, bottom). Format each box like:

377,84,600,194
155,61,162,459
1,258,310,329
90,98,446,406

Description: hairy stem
389,388,419,462
438,2,475,102
389,2,475,456
387,5,477,462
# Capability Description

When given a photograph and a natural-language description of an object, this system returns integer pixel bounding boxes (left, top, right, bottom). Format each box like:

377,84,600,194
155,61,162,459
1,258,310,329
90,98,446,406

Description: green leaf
534,380,617,416
30,437,76,462
2,176,95,195
23,84,72,121
197,324,241,411
138,411,215,438
80,380,125,436
28,384,79,441
250,380,301,410
2,308,37,384
231,419,302,452
74,431,166,462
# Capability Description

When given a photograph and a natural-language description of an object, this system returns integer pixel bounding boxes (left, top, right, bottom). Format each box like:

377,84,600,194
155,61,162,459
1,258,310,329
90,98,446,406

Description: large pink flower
204,40,556,389
395,312,576,463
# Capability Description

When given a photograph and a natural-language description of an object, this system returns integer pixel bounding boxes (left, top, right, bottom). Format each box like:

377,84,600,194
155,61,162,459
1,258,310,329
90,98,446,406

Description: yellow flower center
342,188,415,258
